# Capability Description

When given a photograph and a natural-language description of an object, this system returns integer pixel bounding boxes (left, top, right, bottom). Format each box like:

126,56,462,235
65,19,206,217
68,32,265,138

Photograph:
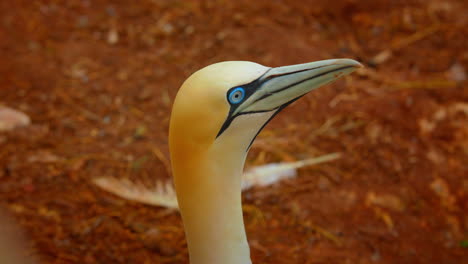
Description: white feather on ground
93,152,341,209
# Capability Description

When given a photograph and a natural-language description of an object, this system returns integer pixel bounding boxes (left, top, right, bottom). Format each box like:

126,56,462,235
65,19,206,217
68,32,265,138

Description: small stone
117,70,129,81
77,15,89,28
107,28,119,44
134,125,147,139
184,25,194,35
69,62,88,81
28,41,40,51
317,175,331,190
0,107,31,131
426,149,444,164
447,62,466,82
418,118,436,134
216,31,227,41
106,6,116,16
137,88,153,101
161,23,174,35
102,116,111,124
371,250,381,262
366,192,405,212
27,151,62,163
141,228,177,256
430,177,457,210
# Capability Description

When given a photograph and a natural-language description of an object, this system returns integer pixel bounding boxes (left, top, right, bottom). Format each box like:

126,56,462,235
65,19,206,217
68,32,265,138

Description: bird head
170,59,361,156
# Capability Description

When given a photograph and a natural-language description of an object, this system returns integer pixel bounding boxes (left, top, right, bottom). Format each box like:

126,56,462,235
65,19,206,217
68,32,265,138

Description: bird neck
172,143,252,264
170,109,276,264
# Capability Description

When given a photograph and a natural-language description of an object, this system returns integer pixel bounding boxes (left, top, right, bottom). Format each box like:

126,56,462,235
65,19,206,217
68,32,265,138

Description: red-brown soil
0,0,467,263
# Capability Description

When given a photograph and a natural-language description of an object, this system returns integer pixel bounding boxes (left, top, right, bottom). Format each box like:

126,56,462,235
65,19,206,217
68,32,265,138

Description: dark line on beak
257,65,331,88
261,66,326,81
254,65,354,103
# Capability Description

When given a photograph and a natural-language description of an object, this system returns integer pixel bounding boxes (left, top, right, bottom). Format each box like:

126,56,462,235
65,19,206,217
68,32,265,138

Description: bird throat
173,144,251,264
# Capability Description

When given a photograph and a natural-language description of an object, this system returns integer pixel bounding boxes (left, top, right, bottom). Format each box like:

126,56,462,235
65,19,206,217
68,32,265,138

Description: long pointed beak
235,58,362,115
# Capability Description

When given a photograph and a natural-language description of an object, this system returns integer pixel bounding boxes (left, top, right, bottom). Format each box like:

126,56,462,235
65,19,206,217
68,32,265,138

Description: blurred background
0,0,467,263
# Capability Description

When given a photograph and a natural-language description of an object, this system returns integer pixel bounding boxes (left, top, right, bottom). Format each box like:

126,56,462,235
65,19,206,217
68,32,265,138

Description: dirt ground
0,0,467,263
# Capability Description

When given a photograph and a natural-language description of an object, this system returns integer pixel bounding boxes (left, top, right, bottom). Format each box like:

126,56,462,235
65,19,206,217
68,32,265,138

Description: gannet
169,59,361,264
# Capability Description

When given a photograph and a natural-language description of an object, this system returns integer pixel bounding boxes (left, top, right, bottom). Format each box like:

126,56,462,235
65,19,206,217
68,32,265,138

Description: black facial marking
216,69,273,138
246,93,306,150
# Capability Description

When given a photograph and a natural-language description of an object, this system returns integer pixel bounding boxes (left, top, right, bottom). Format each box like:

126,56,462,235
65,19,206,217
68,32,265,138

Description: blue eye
228,87,245,104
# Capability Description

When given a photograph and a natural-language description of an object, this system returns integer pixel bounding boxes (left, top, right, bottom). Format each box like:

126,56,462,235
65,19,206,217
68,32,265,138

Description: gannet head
170,59,361,155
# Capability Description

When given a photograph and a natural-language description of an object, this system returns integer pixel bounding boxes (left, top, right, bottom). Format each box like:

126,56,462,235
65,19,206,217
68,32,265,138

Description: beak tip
336,58,363,69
